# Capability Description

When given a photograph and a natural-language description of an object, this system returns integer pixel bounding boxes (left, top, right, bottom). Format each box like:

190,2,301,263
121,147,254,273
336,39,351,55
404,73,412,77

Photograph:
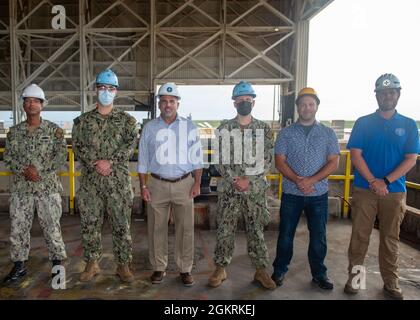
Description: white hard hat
158,82,181,100
21,84,46,102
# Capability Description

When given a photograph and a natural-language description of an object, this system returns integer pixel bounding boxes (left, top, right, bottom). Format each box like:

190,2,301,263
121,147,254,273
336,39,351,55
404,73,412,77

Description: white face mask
98,90,116,106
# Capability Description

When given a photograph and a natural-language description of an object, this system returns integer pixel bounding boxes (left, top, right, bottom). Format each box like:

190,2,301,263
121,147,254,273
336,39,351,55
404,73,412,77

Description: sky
308,0,420,120
1,0,419,125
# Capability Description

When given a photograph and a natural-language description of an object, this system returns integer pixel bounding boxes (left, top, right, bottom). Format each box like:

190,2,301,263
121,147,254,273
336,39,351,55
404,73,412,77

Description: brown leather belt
151,172,191,183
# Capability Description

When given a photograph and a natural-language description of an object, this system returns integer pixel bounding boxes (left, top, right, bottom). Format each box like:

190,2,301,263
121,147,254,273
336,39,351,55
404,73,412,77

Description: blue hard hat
96,69,119,88
232,81,256,99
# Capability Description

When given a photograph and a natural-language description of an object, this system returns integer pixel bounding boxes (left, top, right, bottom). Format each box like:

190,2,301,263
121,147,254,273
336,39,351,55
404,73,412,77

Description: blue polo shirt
347,110,420,192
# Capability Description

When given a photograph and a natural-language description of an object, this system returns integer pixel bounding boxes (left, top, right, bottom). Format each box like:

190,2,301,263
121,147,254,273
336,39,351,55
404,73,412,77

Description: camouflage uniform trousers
9,193,67,262
78,184,133,264
214,191,271,268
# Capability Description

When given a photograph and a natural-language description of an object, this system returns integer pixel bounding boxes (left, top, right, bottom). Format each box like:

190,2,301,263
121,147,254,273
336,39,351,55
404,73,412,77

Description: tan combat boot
254,268,276,290
79,260,100,282
208,266,227,288
116,264,134,283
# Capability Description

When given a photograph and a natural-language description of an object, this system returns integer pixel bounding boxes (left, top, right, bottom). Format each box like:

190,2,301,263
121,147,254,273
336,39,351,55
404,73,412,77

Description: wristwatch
383,177,391,186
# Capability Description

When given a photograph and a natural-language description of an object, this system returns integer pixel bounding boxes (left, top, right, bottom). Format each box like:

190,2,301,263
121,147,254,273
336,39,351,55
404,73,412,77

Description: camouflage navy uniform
72,108,137,264
3,119,67,262
214,117,274,268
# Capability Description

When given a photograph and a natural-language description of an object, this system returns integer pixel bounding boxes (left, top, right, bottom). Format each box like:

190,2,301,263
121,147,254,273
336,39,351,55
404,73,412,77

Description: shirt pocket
39,137,53,159
109,121,124,142
83,121,101,147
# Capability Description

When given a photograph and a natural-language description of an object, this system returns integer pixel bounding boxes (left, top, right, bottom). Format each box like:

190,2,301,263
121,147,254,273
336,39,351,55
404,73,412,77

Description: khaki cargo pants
348,187,406,287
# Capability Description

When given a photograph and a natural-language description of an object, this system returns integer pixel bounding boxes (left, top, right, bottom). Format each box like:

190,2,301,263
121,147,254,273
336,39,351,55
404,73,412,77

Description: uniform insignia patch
41,135,50,142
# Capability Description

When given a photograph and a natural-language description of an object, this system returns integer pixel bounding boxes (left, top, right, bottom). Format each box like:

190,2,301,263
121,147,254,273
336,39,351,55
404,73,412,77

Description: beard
378,102,397,111
299,113,315,122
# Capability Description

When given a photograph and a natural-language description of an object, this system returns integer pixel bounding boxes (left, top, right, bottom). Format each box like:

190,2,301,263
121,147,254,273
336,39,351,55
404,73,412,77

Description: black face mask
236,101,253,116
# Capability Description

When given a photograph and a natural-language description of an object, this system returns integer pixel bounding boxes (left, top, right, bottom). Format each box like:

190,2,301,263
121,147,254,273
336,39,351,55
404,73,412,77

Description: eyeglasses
96,85,117,92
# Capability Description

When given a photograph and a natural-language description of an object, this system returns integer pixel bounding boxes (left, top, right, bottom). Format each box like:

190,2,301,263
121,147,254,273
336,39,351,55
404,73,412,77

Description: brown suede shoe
180,273,194,287
383,284,404,300
344,283,359,295
151,271,166,284
343,272,360,295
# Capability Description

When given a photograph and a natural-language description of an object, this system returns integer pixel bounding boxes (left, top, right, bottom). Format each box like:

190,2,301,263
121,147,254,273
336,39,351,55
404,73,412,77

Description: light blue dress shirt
137,114,204,179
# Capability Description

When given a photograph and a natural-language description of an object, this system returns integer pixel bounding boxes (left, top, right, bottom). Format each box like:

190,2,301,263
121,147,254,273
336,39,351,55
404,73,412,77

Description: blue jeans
272,192,329,280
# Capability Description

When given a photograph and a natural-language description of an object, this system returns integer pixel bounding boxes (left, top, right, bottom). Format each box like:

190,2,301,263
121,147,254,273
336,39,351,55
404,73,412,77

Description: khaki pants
348,187,406,286
147,174,194,273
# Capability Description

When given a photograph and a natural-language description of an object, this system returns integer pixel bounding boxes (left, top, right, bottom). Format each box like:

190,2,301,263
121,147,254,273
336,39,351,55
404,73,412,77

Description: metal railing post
68,147,75,214
343,151,352,218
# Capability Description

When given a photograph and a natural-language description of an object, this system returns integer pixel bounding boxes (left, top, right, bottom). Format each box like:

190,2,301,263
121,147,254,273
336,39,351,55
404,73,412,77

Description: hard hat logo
96,69,119,88
375,73,401,92
158,82,181,99
232,81,256,100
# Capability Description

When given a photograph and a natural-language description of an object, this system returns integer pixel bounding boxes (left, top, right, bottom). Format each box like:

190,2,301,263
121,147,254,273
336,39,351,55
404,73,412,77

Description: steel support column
9,0,21,125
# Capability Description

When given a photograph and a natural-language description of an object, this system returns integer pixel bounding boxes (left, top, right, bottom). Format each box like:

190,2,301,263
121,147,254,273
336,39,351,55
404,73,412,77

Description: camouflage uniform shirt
215,117,274,194
3,119,67,195
72,107,138,188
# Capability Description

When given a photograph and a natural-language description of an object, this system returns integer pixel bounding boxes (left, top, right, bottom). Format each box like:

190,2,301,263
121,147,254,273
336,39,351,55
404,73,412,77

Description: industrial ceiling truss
0,0,333,123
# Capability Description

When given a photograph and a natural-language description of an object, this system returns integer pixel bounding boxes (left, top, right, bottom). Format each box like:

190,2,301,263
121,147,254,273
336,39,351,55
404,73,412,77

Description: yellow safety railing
0,148,13,177
1,147,420,218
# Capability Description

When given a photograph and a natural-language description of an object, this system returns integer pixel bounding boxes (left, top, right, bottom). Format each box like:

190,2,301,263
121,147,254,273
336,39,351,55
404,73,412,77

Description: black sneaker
312,277,334,290
271,273,285,287
52,260,62,266
3,262,27,283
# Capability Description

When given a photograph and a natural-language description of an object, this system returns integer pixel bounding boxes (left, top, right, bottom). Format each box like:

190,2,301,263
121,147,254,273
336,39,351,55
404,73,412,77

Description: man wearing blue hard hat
209,81,277,290
72,69,138,283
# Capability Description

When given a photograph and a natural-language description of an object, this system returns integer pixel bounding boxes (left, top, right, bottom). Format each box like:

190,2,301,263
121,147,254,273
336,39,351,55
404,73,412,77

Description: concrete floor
0,214,419,300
